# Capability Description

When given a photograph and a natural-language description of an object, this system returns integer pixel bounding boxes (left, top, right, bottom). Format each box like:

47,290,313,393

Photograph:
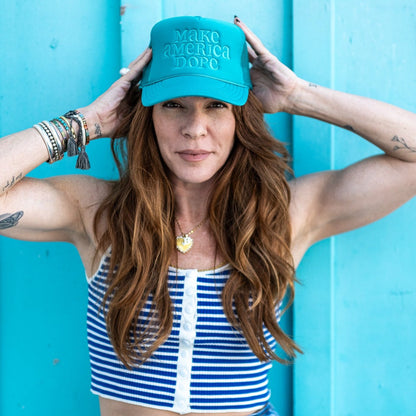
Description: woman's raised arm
234,17,416,258
0,48,152,243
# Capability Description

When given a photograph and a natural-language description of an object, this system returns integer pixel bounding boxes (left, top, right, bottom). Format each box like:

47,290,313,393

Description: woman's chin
170,173,216,189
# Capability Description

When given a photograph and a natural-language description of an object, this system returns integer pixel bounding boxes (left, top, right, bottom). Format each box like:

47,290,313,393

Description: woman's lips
177,150,211,162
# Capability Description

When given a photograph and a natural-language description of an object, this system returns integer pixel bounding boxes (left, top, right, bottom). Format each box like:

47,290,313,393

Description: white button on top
173,268,198,413
184,305,194,315
182,338,193,347
183,321,192,332
178,368,188,378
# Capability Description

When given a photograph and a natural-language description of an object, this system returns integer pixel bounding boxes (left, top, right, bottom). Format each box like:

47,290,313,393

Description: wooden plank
293,1,416,415
0,1,121,415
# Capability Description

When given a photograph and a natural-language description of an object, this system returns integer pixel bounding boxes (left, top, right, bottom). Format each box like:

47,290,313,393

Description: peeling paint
49,38,59,49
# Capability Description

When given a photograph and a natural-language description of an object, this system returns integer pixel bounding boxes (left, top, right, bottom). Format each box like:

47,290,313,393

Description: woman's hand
234,17,301,114
79,48,152,139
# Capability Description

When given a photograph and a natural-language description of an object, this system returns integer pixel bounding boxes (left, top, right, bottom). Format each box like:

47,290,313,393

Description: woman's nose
181,110,208,139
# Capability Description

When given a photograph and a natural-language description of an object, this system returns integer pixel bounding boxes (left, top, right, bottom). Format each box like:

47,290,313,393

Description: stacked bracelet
33,110,91,169
33,121,64,163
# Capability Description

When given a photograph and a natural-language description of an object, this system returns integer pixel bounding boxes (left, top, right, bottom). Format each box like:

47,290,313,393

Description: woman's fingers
122,48,152,82
234,17,269,57
247,44,258,64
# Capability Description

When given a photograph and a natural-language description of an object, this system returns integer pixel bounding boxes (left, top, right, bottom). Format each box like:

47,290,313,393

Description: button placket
172,269,198,414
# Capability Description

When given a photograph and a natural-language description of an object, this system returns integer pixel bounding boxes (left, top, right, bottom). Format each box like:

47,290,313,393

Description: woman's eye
162,101,182,108
208,101,228,109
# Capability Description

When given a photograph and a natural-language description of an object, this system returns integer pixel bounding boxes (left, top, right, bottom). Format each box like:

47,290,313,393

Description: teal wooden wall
0,1,121,415
1,1,415,415
293,1,416,415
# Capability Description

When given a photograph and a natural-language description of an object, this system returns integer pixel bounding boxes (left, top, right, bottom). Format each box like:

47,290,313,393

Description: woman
1,15,416,416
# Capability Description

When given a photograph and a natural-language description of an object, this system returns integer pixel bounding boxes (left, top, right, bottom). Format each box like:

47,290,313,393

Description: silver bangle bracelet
39,121,63,162
33,123,55,163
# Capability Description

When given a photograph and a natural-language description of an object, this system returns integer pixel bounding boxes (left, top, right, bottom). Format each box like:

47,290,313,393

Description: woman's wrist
77,107,103,141
284,79,321,116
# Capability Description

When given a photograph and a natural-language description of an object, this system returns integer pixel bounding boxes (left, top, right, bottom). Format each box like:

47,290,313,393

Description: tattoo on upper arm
0,211,24,230
308,82,318,88
391,135,416,153
1,173,23,193
95,123,102,138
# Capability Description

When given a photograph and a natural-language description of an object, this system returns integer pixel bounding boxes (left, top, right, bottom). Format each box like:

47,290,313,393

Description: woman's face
152,96,236,188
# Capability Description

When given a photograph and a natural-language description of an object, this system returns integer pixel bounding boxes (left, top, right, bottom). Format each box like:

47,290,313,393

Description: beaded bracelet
33,109,91,169
74,111,90,144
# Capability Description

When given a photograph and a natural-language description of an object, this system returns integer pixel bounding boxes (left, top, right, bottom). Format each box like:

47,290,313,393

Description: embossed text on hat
163,28,231,71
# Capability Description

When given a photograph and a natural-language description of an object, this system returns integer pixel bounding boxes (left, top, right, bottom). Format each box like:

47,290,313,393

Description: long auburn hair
94,83,301,368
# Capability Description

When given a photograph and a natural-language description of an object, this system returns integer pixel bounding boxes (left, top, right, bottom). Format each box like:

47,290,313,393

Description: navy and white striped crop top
87,252,279,414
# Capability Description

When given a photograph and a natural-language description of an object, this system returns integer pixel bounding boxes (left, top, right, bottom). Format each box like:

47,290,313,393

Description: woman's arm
235,17,416,159
289,82,416,162
0,48,152,243
235,18,416,253
287,83,416,256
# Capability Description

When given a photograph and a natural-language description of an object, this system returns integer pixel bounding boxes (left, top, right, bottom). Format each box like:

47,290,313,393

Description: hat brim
141,75,249,107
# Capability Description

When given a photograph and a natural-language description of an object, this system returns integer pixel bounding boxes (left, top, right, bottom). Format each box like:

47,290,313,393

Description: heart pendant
176,235,193,254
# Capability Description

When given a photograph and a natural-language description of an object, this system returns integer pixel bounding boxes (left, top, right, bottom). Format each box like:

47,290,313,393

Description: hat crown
143,16,249,86
141,16,251,106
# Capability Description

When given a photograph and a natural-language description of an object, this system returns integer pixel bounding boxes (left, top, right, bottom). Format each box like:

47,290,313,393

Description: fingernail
234,15,240,22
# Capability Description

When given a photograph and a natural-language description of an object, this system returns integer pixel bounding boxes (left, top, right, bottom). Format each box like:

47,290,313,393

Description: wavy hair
94,84,301,368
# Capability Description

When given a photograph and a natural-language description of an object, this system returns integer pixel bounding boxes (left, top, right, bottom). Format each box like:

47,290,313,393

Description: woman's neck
170,178,225,270
172,180,212,225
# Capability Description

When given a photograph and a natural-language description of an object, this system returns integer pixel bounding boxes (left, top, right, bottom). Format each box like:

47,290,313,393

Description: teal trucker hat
140,16,252,106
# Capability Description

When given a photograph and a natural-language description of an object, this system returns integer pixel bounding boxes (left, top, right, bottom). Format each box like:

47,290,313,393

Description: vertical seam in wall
289,2,295,413
329,0,336,415
291,3,296,415
119,0,123,71
161,0,166,19
330,0,336,168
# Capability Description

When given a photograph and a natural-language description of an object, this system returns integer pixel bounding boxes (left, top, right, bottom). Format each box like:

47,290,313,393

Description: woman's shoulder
46,174,115,236
53,175,116,271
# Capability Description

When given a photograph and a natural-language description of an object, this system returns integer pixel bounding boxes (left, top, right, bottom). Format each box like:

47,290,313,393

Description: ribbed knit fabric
87,252,279,414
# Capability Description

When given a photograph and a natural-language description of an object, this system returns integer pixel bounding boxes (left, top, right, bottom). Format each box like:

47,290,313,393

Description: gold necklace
175,217,207,254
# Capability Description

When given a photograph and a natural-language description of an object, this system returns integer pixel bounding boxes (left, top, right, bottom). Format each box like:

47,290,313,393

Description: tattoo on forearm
1,173,23,193
344,125,355,132
391,135,416,153
0,211,24,230
309,82,318,88
95,123,102,138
